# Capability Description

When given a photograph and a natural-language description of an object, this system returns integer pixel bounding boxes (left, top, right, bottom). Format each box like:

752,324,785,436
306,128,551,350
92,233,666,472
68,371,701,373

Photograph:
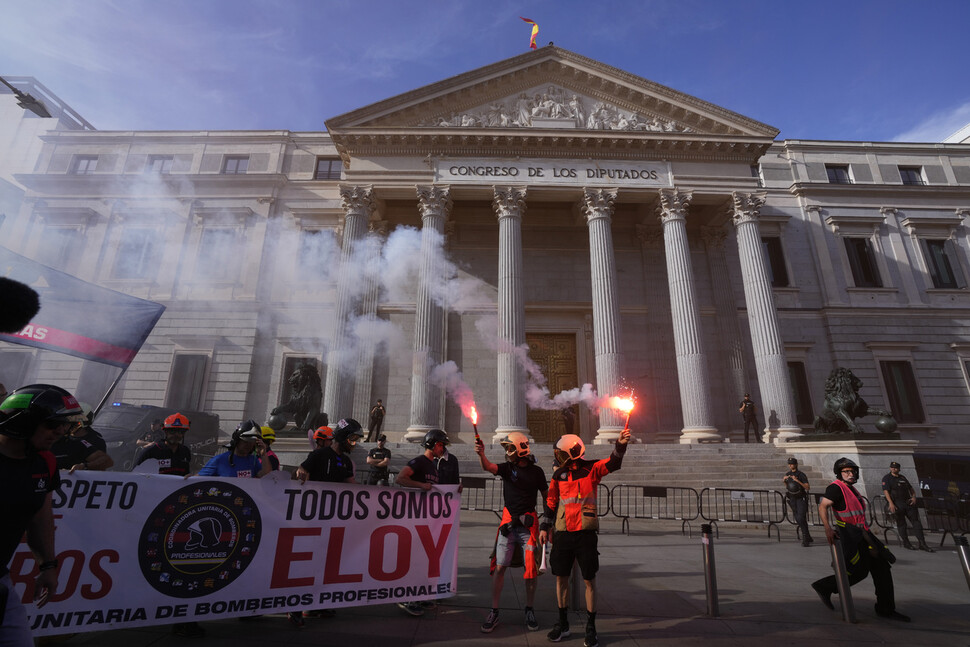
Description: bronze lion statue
271,364,323,432
813,367,892,434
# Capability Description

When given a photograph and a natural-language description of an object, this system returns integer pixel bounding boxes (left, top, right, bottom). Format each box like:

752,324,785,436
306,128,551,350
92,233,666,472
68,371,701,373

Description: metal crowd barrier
699,487,787,541
921,492,970,546
610,485,700,536
459,475,505,517
868,495,902,545
598,482,612,518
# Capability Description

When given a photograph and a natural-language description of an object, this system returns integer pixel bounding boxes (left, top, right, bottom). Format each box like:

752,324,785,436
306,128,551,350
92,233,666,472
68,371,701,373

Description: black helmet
423,428,450,450
833,457,859,479
0,384,82,439
332,418,363,444
231,419,263,445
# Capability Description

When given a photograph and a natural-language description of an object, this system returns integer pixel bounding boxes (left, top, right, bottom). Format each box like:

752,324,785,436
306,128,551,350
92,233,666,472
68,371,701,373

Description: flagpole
93,365,129,417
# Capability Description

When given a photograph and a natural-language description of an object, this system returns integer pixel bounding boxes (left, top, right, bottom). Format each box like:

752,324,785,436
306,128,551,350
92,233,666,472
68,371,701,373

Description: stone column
730,192,801,442
323,185,375,420
658,189,720,443
702,225,748,440
352,219,388,429
581,188,624,442
405,185,452,441
493,186,530,441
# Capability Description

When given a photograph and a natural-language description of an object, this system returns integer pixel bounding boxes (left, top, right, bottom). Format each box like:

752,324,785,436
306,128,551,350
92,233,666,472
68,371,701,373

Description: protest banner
6,472,459,636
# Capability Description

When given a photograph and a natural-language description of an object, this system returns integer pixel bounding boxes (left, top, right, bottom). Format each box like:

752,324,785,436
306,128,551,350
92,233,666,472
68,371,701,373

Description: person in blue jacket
198,419,271,478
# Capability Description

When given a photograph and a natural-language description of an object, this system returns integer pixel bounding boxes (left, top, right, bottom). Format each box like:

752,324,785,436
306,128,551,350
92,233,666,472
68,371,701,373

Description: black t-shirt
406,455,439,484
367,446,391,474
136,441,193,476
739,399,756,420
783,469,809,497
1,450,60,575
435,452,460,485
301,447,355,483
881,473,914,502
496,460,548,515
51,428,108,470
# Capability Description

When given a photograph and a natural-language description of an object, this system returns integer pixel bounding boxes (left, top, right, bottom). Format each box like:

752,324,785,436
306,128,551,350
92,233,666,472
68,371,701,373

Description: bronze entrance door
525,333,579,443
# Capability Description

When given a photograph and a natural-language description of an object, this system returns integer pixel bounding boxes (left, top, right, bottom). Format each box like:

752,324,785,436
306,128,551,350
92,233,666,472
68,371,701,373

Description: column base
765,426,805,444
492,427,532,443
593,426,626,444
404,426,436,443
678,427,723,444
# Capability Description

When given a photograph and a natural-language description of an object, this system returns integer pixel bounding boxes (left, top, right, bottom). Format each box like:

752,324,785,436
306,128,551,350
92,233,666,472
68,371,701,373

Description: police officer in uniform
812,457,910,622
783,457,813,546
365,434,391,485
882,461,934,552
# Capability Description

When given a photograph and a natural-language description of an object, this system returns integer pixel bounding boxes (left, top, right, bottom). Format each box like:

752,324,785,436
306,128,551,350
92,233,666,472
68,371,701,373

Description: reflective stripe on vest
832,479,869,530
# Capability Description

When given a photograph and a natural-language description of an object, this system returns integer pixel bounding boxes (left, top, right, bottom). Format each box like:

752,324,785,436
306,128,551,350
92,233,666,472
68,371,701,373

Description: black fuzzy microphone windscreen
0,277,40,333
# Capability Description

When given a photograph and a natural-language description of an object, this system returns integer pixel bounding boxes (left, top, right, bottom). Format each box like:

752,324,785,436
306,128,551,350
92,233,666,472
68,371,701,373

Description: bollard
830,539,857,623
701,523,719,617
957,536,970,592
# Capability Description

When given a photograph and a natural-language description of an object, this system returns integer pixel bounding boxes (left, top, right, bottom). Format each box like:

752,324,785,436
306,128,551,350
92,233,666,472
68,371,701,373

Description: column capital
956,207,970,220
730,191,766,227
581,188,617,223
492,186,528,220
658,188,692,224
880,206,898,217
701,225,728,248
416,185,452,218
339,185,377,218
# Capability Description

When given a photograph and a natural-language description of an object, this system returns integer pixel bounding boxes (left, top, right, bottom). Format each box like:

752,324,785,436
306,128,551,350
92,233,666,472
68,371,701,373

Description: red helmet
313,426,333,444
163,413,190,431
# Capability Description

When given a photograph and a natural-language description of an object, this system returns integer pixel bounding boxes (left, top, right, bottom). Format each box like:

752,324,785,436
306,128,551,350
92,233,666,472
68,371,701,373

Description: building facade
3,48,970,451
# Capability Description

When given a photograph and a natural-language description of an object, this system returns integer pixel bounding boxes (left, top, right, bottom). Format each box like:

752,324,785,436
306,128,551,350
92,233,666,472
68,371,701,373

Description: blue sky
2,0,968,142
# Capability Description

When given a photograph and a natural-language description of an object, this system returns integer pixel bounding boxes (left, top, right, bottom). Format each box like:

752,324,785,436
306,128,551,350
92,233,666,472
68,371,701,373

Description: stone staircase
274,439,827,493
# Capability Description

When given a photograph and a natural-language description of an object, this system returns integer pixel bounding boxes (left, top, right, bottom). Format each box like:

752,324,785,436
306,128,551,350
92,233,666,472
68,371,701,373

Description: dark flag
0,246,165,368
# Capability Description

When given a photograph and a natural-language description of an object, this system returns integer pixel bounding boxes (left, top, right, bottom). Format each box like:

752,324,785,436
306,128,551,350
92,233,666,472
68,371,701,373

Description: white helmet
555,434,585,465
500,431,531,460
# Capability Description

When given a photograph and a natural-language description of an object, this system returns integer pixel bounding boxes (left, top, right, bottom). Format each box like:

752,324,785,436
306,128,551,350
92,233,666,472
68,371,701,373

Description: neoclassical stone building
3,47,970,452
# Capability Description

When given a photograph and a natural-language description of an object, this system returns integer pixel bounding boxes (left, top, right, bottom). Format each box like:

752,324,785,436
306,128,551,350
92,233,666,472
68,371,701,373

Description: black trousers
894,504,927,546
813,536,896,614
788,496,812,543
743,417,760,442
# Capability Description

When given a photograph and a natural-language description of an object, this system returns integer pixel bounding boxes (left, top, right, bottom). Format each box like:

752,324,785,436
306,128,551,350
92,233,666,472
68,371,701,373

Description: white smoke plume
429,360,477,419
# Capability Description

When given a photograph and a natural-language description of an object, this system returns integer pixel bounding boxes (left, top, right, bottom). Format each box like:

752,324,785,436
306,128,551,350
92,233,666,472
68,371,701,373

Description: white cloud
892,101,970,143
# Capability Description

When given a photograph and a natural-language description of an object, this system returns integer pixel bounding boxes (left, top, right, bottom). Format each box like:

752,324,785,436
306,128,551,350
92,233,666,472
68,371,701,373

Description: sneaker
584,624,598,647
525,608,539,631
398,602,425,617
481,609,499,633
287,612,305,628
811,582,834,610
547,622,570,642
172,622,206,637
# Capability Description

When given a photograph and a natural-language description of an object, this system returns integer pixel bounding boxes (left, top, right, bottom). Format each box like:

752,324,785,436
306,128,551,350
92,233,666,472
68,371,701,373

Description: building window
112,227,159,280
787,361,813,425
45,226,81,272
75,361,118,406
146,155,174,174
879,360,925,423
825,164,852,184
314,157,341,180
920,239,964,289
844,237,882,287
222,156,249,175
71,155,99,175
899,166,925,186
166,354,209,411
761,237,790,287
196,228,243,282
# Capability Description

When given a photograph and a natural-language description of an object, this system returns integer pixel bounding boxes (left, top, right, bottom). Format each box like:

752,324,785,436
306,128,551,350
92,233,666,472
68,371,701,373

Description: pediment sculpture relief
417,85,693,133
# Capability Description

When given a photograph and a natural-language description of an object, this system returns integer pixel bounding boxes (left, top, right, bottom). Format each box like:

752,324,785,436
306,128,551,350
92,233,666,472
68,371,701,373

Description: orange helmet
163,413,190,431
313,426,333,444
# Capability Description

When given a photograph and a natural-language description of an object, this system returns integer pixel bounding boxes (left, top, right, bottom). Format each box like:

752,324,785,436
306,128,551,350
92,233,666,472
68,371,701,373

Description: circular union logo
138,481,261,598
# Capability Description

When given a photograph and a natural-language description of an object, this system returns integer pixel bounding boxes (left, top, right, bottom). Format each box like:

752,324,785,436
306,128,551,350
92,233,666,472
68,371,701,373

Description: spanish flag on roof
520,17,539,50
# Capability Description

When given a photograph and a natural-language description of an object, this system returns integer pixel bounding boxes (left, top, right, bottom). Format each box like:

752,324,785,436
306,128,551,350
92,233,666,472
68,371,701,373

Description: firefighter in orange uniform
540,429,630,647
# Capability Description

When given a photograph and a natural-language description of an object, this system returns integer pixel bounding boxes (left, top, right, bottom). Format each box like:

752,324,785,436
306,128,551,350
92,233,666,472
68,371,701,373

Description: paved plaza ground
43,512,969,647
